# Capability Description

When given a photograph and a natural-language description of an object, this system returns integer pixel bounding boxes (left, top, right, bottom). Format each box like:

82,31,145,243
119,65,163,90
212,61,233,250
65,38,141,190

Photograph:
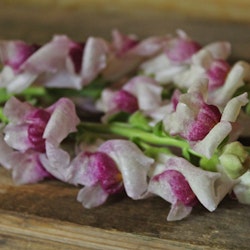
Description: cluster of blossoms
1,29,250,221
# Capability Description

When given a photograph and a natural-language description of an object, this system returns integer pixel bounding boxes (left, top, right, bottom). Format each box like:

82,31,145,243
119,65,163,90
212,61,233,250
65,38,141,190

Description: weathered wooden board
1,167,250,250
0,3,250,249
3,0,250,22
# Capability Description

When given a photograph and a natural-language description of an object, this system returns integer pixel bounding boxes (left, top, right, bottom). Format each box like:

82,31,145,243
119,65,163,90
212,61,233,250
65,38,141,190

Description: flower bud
219,141,250,179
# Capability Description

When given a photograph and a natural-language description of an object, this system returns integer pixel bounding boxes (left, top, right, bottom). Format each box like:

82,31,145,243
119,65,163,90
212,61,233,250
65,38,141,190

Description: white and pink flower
163,83,248,158
0,35,108,92
68,139,154,208
102,29,167,81
140,30,231,91
0,96,80,184
149,156,235,221
96,76,163,118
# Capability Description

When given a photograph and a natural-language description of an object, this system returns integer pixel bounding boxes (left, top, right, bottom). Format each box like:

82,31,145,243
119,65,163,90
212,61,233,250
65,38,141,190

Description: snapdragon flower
172,41,231,90
96,76,163,119
40,138,153,208
149,156,235,221
102,29,167,81
163,81,248,158
0,96,80,184
67,139,154,208
0,35,108,93
140,30,231,90
140,30,202,84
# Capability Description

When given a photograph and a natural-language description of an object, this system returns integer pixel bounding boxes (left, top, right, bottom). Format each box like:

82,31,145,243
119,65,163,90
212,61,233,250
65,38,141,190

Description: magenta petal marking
27,109,50,152
188,103,221,141
2,42,39,71
86,151,123,195
69,42,84,74
171,89,182,111
154,170,198,206
207,59,230,90
166,39,201,63
113,90,139,113
95,152,123,194
112,30,139,56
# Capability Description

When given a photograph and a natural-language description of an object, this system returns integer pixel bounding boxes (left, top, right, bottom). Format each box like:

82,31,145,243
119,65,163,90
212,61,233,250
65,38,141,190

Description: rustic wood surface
2,0,250,22
0,2,250,249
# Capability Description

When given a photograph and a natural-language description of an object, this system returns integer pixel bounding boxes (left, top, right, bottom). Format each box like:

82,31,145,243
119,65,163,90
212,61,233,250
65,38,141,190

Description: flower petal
98,139,154,199
221,92,248,122
81,37,108,85
44,98,80,146
166,157,234,211
0,40,38,71
192,121,232,158
3,96,34,123
0,132,14,170
77,185,109,208
123,76,163,110
233,171,250,204
40,141,71,182
167,201,193,221
11,150,50,184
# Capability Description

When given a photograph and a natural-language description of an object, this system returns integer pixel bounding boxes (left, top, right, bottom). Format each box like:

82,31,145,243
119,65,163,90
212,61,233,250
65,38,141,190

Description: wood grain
0,3,250,249
2,0,250,22
1,2,250,62
1,167,250,249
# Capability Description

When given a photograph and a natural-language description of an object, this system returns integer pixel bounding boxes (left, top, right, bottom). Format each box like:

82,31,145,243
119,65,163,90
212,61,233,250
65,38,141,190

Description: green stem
78,122,220,172
79,122,189,149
